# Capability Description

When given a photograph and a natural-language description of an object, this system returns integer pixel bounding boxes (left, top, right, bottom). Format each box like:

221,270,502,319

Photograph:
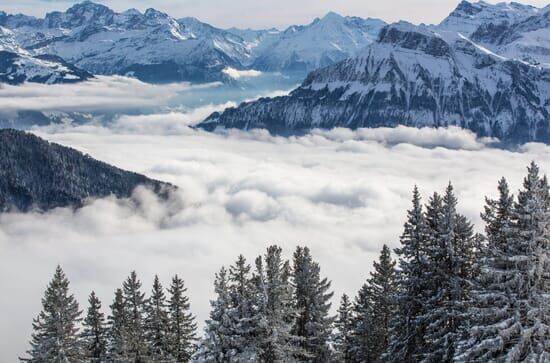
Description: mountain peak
439,0,539,35
322,11,343,21
66,1,112,15
144,8,169,19
377,22,449,58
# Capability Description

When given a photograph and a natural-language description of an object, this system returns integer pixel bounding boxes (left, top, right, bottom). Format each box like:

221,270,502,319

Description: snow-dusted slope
469,7,550,66
436,1,550,67
0,129,170,212
0,27,92,85
199,22,550,144
0,1,386,83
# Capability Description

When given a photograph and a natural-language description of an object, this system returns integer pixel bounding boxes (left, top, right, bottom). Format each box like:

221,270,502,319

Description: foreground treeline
22,162,550,362
21,271,197,362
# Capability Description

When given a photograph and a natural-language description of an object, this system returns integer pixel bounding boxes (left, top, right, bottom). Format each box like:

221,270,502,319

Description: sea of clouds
1,76,549,361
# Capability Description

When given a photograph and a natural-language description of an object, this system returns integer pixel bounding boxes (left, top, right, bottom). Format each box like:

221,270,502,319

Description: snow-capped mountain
436,1,550,67
438,0,540,35
1,2,244,83
0,27,92,85
229,12,386,72
199,21,550,144
0,1,386,83
467,7,550,66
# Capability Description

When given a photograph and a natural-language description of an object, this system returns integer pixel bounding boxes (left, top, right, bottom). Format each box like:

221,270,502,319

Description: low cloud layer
1,118,549,361
223,68,263,80
0,76,218,113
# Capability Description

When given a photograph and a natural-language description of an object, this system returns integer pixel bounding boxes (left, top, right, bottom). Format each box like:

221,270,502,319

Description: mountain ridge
0,129,172,212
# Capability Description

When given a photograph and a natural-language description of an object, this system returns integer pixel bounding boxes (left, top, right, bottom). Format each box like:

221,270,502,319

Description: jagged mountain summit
0,1,385,83
0,27,92,85
199,21,550,144
437,0,540,35
0,129,171,212
437,1,550,66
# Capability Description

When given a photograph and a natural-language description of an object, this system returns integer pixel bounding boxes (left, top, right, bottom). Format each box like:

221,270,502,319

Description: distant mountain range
3,1,550,144
0,129,171,212
0,26,92,85
199,1,550,144
0,1,385,83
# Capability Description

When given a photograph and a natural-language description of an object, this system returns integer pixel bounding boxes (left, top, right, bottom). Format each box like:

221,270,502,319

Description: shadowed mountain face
0,129,172,212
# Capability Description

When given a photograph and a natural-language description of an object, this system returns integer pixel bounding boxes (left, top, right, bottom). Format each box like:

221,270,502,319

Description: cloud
311,126,497,151
0,76,218,113
223,68,262,80
1,120,549,361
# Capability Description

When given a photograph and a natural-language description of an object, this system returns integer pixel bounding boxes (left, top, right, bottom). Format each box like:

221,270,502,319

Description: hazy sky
0,0,548,29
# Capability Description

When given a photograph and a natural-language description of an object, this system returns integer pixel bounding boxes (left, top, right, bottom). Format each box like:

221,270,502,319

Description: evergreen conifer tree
367,245,397,361
228,255,262,360
106,288,129,361
122,271,148,362
457,164,550,361
145,276,171,361
333,294,354,362
385,187,429,362
351,283,373,362
81,291,107,363
167,275,196,362
196,267,235,362
22,265,84,363
254,246,300,362
291,246,334,362
421,185,476,362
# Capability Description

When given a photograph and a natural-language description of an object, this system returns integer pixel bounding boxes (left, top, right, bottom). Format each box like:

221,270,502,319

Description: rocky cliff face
199,22,550,144
0,129,171,212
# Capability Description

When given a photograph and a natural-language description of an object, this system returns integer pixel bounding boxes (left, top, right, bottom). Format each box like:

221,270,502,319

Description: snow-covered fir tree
255,245,300,362
22,265,84,363
385,187,429,363
291,246,334,362
167,275,196,362
81,291,107,363
107,288,129,361
367,244,397,361
351,283,373,362
227,255,262,360
333,294,354,362
122,271,148,362
457,163,550,361
195,267,235,362
145,275,171,361
420,185,476,362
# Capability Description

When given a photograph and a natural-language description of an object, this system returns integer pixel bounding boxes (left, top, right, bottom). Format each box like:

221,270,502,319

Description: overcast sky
0,0,548,29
